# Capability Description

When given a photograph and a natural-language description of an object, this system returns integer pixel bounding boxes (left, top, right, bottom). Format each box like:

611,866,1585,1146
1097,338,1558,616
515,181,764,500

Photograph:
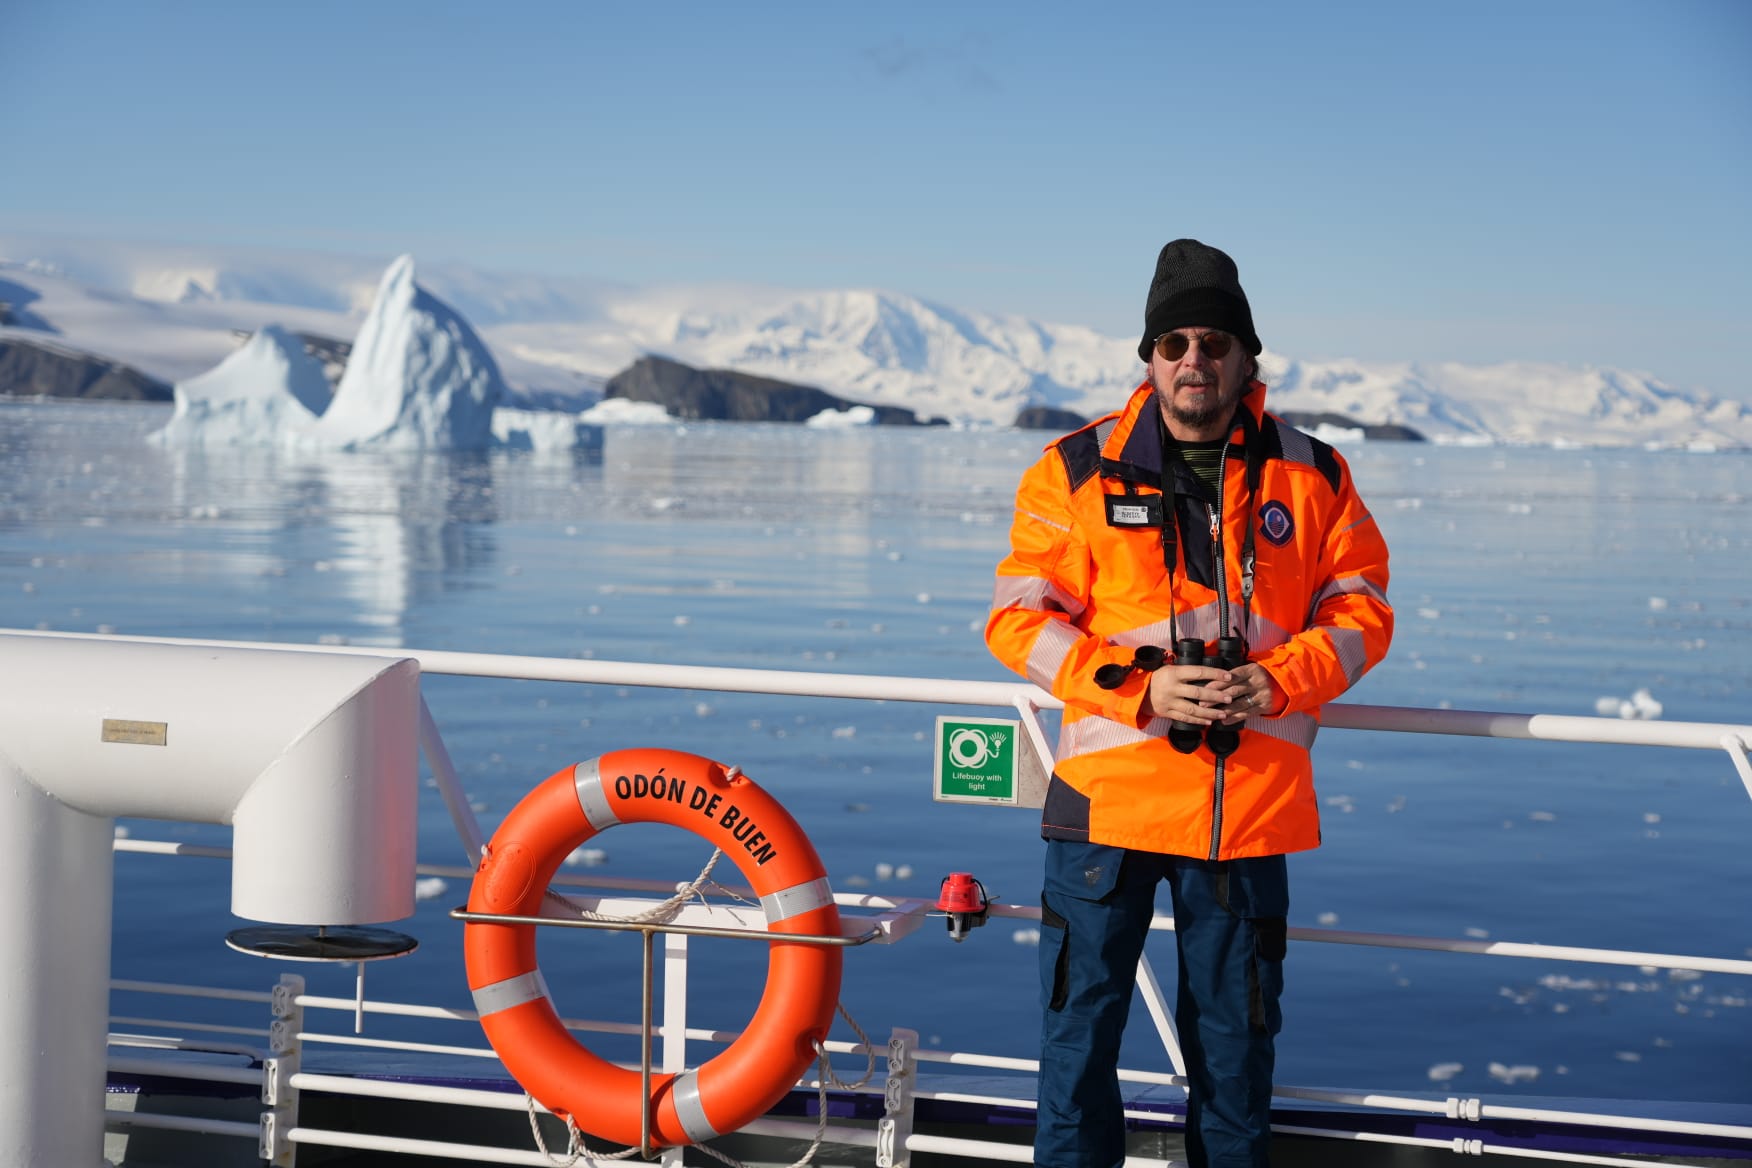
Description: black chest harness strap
1155,406,1266,647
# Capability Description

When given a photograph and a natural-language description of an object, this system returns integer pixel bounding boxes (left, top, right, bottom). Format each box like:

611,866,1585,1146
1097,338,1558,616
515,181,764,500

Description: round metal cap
224,925,419,963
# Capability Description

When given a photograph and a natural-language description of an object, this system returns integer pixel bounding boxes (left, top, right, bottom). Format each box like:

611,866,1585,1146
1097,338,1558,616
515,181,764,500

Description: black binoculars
1094,636,1249,758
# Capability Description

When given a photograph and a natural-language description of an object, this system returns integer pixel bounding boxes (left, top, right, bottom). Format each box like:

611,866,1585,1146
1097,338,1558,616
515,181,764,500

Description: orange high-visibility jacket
986,383,1393,860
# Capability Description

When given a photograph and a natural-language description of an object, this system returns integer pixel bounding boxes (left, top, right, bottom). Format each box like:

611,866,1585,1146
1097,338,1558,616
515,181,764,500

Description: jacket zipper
1208,442,1232,862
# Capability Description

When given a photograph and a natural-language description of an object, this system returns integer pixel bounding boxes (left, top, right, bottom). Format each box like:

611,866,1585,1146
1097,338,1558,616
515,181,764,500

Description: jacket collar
1106,380,1268,476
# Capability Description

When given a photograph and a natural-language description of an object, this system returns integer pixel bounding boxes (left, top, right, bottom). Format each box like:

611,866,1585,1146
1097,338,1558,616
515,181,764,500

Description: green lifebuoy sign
933,717,1019,804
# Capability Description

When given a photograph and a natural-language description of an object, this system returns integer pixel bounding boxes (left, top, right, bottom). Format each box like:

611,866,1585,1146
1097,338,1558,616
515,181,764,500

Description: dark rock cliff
603,355,937,425
0,337,171,401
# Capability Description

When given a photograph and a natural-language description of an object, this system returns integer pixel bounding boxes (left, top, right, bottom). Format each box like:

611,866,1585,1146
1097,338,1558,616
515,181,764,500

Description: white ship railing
16,631,1743,1166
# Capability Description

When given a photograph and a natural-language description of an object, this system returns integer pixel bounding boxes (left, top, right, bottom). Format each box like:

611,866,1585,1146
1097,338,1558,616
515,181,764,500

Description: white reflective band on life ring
472,970,551,1018
760,876,834,925
670,1070,718,1142
573,758,619,831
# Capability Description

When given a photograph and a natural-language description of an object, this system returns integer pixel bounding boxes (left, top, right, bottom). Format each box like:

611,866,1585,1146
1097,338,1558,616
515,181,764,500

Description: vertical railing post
260,972,304,1168
876,1027,917,1168
660,932,690,1168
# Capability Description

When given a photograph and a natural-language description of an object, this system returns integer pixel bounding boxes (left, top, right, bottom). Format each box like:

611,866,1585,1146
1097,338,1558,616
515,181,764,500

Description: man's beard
1152,371,1236,431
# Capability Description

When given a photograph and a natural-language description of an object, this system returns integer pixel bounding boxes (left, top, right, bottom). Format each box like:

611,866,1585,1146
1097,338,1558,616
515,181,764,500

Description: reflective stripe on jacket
985,382,1393,860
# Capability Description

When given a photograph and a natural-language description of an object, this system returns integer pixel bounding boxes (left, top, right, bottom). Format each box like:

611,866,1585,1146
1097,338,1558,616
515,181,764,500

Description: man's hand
1145,662,1281,722
1144,664,1235,723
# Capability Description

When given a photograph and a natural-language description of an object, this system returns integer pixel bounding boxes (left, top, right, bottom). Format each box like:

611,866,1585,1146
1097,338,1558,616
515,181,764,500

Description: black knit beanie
1138,238,1262,362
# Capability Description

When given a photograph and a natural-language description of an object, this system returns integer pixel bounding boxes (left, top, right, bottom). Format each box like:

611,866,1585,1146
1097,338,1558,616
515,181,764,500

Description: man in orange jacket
986,239,1393,1167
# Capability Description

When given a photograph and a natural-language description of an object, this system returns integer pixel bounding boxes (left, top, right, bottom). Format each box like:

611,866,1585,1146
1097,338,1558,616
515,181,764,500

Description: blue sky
3,0,1749,400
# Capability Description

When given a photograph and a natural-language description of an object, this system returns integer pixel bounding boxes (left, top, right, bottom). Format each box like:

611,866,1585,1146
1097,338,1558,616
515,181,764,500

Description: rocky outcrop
604,355,936,425
1014,405,1088,431
0,337,171,401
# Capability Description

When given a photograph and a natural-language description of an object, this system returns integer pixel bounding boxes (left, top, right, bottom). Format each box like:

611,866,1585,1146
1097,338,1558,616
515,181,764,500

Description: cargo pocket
1039,841,1126,1014
1040,895,1070,1011
1217,855,1289,1035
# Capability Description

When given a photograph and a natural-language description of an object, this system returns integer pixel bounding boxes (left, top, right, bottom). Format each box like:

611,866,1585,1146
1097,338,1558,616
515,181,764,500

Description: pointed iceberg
149,324,328,445
309,255,505,450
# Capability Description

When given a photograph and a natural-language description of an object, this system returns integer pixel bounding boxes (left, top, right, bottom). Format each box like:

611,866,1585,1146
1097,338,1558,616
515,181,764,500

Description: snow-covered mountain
2,237,1748,449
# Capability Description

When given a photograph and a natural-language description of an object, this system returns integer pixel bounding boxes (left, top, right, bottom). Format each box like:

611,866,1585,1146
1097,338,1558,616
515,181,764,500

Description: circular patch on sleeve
1258,500,1295,546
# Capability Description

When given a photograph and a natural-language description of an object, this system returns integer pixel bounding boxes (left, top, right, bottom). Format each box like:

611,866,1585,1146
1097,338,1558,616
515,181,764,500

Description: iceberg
147,255,607,452
149,324,327,446
309,255,503,450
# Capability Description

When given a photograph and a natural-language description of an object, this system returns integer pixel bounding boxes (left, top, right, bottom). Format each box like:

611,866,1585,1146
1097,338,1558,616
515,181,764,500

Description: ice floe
1593,688,1664,719
805,404,876,429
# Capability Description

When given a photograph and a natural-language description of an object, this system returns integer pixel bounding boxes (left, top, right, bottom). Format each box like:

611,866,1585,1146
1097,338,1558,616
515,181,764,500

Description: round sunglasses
1154,330,1236,361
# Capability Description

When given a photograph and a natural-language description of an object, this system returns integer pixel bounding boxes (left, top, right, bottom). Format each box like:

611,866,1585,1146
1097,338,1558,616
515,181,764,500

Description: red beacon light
931,871,992,942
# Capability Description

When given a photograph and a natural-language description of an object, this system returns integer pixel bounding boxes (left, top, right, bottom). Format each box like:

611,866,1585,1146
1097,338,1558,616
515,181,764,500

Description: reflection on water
3,399,1750,1101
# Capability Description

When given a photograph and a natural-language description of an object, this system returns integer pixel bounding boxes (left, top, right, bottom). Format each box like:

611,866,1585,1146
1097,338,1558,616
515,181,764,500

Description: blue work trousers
1035,840,1288,1168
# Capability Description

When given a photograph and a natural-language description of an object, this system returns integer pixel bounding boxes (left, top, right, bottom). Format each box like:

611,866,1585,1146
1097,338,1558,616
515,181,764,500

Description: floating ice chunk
564,847,608,868
113,825,130,839
1648,596,1669,611
1012,928,1041,946
414,877,449,901
831,726,857,739
694,702,715,717
1528,811,1556,822
874,862,894,880
805,404,876,429
491,407,604,452
915,592,932,604
1597,688,1664,719
1613,1051,1642,1063
1416,607,1441,620
895,864,913,879
579,397,672,424
1642,812,1661,824
1427,1062,1463,1083
843,873,871,888
1488,1062,1540,1084
1465,927,1491,939
1317,911,1339,926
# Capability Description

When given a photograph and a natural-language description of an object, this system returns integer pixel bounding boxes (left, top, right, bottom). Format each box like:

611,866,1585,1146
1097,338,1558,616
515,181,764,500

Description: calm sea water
2,399,1749,1104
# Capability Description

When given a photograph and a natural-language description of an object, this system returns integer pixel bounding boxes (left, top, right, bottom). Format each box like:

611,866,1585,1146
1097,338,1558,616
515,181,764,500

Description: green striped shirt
1168,437,1226,496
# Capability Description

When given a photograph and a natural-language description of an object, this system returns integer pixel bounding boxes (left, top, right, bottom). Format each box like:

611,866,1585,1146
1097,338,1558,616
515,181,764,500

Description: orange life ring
464,748,843,1148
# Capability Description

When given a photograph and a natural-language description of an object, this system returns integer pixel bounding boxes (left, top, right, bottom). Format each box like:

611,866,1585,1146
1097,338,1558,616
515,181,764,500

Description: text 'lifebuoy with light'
464,748,842,1147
